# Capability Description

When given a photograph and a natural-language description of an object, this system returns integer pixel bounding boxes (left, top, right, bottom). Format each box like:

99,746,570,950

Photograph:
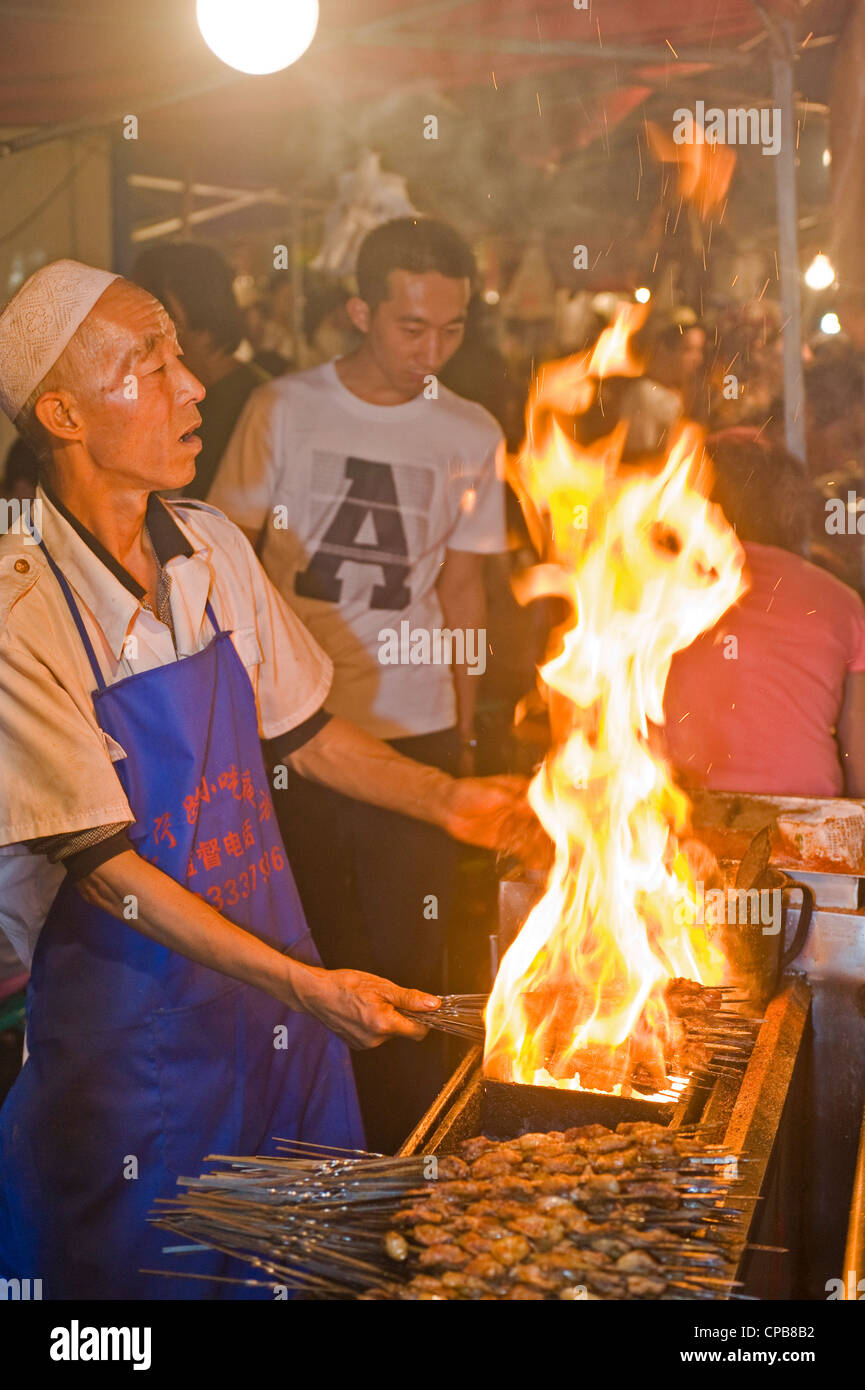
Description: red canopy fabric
0,0,843,131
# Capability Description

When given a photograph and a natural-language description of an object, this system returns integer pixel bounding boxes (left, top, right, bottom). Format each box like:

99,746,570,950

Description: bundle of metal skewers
149,1122,753,1301
401,981,762,1103
401,993,488,1041
150,1143,433,1298
664,982,763,1095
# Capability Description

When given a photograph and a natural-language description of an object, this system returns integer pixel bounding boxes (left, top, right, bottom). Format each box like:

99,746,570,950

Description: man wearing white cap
0,260,531,1299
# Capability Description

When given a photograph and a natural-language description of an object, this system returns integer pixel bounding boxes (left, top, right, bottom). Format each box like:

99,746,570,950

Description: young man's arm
286,714,541,858
838,670,865,796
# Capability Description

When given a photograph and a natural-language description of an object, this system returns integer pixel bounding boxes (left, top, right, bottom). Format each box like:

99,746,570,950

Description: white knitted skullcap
0,259,119,421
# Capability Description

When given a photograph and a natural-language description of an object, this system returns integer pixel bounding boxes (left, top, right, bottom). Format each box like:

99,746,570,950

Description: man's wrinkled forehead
85,282,178,379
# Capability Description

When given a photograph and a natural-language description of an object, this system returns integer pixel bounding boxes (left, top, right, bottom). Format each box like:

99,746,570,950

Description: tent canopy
0,1,850,140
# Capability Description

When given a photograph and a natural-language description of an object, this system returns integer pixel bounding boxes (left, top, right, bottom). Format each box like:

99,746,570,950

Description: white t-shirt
210,360,507,738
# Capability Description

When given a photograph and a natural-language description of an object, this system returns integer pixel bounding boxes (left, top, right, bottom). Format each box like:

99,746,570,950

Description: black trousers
273,726,460,1153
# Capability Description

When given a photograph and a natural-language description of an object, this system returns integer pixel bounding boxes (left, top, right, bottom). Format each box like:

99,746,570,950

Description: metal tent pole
770,19,806,461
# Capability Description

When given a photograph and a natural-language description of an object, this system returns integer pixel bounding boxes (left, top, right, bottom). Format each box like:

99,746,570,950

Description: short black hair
355,217,476,309
132,242,243,354
803,353,865,431
706,427,810,553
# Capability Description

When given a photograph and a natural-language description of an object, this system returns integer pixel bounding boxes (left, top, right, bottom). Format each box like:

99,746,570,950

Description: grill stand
399,978,811,1299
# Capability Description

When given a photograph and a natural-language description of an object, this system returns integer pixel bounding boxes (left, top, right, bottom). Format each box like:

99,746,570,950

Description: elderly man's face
63,280,205,490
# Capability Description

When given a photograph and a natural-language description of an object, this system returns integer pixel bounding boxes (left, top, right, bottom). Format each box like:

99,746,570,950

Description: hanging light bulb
804,253,836,291
634,287,651,304
197,0,319,75
820,312,841,335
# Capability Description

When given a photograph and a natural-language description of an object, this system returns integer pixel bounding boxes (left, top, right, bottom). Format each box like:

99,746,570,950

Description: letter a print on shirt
294,456,412,609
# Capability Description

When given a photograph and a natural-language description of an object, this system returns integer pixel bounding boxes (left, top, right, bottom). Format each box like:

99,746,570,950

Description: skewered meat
574,1131,632,1154
564,1124,611,1143
418,1244,469,1269
575,1174,621,1198
470,1147,524,1177
465,1198,527,1221
509,1214,565,1246
514,1262,562,1292
492,1234,531,1266
494,1174,538,1197
438,1179,493,1198
516,977,745,1091
464,1253,505,1281
538,1173,582,1197
396,1201,449,1224
615,1249,660,1273
519,1130,566,1150
627,1275,667,1297
384,1231,408,1262
460,1233,495,1257
537,1194,572,1214
404,1274,446,1294
435,1156,470,1180
378,1120,740,1301
413,1223,449,1247
155,1110,746,1305
536,1152,586,1174
591,1146,640,1172
441,1270,490,1295
460,1135,498,1161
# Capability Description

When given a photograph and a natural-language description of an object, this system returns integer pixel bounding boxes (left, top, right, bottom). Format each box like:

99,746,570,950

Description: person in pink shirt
663,429,865,797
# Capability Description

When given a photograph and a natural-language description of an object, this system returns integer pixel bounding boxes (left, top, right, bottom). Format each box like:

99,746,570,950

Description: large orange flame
646,120,736,220
485,307,747,1095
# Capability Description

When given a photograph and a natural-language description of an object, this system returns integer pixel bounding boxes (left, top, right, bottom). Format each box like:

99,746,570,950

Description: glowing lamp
197,0,319,75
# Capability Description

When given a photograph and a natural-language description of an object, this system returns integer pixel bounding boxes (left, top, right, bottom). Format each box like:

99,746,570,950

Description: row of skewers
402,980,762,1103
365,1121,749,1300
150,1119,750,1300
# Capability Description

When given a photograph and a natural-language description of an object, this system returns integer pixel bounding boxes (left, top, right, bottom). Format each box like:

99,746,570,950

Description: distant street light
805,253,836,291
197,0,319,75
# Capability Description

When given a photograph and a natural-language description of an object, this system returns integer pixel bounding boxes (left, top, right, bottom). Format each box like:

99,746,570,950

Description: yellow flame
485,308,746,1093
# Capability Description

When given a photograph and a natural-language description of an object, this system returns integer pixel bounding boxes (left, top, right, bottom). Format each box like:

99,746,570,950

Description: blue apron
0,540,363,1299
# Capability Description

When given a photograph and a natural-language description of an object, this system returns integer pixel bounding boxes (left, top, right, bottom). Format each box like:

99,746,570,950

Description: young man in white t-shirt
209,218,506,1149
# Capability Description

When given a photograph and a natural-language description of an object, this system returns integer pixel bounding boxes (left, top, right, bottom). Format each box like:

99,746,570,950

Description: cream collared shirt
0,488,333,966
